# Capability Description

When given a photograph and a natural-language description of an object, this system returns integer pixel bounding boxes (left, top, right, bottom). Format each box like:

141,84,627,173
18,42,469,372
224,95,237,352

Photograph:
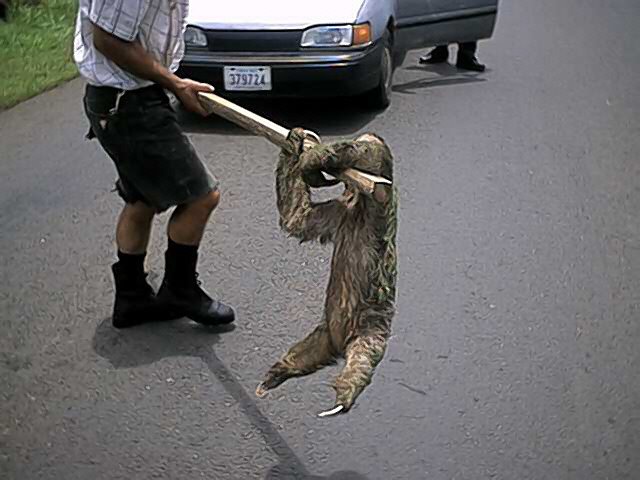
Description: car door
395,0,499,53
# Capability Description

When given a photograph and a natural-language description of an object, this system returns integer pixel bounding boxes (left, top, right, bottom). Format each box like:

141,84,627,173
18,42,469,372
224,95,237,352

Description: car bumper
175,42,383,98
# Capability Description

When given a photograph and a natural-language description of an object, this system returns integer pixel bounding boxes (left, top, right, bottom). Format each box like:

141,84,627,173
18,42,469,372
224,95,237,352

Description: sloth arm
277,129,364,243
276,174,344,243
299,141,363,175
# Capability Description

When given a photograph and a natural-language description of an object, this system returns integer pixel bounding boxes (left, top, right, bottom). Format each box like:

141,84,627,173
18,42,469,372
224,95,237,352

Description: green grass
0,0,78,109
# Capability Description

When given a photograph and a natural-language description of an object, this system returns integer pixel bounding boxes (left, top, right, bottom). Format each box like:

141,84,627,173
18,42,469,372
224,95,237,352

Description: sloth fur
256,128,398,416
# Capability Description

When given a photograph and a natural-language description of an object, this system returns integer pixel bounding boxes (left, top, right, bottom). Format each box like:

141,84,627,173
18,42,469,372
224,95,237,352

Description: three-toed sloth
256,128,398,417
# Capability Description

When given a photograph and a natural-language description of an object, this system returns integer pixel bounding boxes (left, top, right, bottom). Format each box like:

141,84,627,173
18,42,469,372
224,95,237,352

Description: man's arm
92,24,212,116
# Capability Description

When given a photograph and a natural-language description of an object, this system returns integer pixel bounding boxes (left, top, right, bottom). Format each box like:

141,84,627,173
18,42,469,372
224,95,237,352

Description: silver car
177,0,499,109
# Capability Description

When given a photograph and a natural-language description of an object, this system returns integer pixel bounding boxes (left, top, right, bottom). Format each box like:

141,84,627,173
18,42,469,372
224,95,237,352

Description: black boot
111,260,166,329
456,42,485,72
157,239,235,325
419,45,449,64
456,54,486,72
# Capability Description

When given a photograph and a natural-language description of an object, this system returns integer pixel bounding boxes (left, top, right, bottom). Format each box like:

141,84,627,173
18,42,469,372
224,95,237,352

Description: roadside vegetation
0,0,78,109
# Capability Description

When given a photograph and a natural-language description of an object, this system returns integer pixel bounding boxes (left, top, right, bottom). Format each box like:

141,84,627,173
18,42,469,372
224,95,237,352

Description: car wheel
366,32,394,110
393,49,407,69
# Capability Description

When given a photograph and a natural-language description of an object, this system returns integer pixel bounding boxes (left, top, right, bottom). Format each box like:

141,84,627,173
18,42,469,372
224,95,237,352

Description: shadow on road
92,317,370,480
177,96,383,139
265,466,370,480
392,63,486,94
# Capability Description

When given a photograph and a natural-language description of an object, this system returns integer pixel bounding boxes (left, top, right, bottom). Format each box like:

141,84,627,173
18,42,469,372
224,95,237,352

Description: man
74,0,235,328
419,41,486,72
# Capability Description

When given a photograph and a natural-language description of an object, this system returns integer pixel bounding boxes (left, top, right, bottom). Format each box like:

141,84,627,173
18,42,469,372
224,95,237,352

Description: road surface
1,0,638,478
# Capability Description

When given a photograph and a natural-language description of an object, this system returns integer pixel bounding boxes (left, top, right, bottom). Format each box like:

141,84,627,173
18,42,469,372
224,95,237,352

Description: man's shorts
83,84,218,212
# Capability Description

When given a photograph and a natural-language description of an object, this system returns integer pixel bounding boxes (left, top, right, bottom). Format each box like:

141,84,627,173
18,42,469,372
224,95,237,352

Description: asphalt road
1,0,639,479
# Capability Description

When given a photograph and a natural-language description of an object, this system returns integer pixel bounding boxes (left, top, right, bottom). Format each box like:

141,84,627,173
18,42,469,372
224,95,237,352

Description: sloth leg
318,331,387,417
256,324,335,397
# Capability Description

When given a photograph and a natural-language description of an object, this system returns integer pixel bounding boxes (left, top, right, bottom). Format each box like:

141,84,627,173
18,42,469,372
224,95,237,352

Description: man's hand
173,78,214,116
92,24,213,116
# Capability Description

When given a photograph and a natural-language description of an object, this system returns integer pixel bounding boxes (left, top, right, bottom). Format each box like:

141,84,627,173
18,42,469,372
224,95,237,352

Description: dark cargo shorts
83,83,218,212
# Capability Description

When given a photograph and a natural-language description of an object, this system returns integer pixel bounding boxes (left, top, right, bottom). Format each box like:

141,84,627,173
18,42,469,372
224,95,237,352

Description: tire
365,31,394,110
393,49,407,69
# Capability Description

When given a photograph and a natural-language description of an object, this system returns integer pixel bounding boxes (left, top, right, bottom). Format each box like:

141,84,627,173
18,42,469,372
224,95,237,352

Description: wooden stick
196,92,391,202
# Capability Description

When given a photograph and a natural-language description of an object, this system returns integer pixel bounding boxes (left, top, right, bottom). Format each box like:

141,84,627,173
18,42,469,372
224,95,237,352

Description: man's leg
167,189,220,246
157,189,235,325
111,201,164,329
108,87,235,325
456,41,486,72
419,45,449,65
116,201,155,253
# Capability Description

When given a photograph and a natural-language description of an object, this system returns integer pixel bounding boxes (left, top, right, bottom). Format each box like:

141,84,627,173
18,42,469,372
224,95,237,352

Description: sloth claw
255,383,269,398
317,404,345,418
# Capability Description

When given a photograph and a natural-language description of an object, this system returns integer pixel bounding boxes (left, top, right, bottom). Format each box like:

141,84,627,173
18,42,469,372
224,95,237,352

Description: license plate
223,66,272,91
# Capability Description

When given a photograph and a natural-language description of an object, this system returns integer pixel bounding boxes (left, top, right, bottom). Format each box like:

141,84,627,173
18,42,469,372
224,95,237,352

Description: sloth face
337,132,393,208
295,129,393,199
351,132,393,181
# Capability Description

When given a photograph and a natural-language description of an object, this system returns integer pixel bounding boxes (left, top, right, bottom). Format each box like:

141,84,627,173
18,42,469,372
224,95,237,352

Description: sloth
256,127,398,417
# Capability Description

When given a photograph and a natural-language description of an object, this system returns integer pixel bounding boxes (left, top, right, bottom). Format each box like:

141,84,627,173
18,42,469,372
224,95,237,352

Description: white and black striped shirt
73,0,189,90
